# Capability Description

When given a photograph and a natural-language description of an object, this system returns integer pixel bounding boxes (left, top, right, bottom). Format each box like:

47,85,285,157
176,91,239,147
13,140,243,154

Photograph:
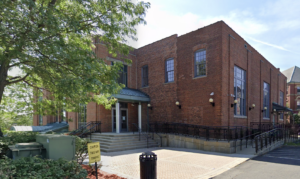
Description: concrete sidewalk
84,147,255,179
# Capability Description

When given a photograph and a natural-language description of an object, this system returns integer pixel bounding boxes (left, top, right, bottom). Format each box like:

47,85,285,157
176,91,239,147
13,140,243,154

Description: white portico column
138,102,142,131
116,102,120,133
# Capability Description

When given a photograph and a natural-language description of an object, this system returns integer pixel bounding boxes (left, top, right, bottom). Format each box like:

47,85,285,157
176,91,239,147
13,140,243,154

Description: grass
285,141,300,146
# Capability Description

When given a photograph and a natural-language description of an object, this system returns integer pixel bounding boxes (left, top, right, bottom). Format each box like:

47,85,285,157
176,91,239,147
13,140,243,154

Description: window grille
194,50,206,77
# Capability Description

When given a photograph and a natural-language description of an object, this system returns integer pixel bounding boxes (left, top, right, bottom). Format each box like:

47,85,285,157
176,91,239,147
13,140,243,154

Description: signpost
87,142,101,179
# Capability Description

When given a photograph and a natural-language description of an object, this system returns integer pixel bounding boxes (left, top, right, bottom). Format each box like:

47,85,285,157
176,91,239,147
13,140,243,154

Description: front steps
90,133,159,152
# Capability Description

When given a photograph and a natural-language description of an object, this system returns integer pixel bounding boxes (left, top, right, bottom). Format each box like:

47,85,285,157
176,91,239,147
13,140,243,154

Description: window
78,104,87,129
194,49,206,77
165,58,174,82
234,66,246,116
297,101,300,110
297,87,300,94
280,91,284,119
111,62,127,87
263,82,270,118
142,65,148,87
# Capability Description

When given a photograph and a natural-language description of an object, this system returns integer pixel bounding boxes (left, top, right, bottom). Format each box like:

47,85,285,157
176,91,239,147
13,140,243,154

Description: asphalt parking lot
213,146,300,179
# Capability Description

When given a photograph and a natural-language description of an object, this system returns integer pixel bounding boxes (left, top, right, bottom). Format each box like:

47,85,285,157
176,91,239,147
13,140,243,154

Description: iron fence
148,122,255,141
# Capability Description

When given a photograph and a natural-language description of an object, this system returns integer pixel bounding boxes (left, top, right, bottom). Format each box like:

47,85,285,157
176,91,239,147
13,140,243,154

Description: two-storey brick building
282,66,300,114
33,21,289,133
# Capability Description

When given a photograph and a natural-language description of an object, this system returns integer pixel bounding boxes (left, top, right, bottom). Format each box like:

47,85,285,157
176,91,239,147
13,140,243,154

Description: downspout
260,60,262,126
228,34,235,127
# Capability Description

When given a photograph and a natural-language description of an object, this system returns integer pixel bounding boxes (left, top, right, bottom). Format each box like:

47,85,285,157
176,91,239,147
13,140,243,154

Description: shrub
0,132,37,158
0,156,88,179
74,136,91,164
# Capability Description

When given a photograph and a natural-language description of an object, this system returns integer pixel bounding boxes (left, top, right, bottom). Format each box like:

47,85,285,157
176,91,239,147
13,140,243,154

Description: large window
280,91,284,119
111,62,127,87
194,49,206,77
263,82,270,118
142,65,148,87
165,58,174,82
297,87,300,94
234,66,246,116
78,104,87,129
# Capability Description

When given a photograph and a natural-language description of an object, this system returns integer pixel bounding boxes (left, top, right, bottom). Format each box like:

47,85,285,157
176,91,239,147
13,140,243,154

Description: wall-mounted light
147,103,152,110
262,106,267,113
209,98,215,107
176,101,181,109
231,99,238,107
271,108,277,114
249,104,255,110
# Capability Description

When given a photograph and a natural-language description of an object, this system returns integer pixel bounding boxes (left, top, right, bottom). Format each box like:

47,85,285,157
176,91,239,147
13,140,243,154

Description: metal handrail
147,123,162,147
233,131,262,152
69,121,93,135
77,121,102,139
132,123,150,148
253,128,284,153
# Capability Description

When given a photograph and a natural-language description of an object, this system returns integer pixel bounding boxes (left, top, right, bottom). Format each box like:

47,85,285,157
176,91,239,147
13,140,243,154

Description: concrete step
90,133,159,152
101,144,159,152
94,140,157,146
99,142,158,150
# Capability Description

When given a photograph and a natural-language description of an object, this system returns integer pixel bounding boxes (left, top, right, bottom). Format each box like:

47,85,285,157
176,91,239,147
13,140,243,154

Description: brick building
33,21,289,133
282,66,300,114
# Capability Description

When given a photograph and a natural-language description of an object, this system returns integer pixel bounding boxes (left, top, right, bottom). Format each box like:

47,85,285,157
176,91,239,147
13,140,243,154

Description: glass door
112,109,116,132
121,110,127,132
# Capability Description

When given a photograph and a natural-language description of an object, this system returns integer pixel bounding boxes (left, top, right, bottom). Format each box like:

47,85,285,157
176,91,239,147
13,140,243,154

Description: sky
127,0,300,72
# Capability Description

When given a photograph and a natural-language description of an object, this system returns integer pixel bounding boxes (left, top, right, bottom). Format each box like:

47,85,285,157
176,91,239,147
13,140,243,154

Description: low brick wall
153,134,236,154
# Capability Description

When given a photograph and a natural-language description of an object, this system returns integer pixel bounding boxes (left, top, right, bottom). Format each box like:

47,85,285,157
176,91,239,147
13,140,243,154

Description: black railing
69,121,93,135
149,122,252,141
69,121,101,139
132,123,151,148
147,123,162,147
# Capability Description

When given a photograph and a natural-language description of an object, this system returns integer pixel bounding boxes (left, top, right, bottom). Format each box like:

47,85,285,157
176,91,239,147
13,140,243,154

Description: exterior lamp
175,101,181,109
231,99,238,107
249,104,255,111
147,103,152,110
272,108,276,114
209,98,215,107
262,106,267,113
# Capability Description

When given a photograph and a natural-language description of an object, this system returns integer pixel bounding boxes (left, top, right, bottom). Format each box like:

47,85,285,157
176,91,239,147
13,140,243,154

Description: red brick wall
221,21,287,127
287,83,300,113
136,35,179,124
33,21,288,130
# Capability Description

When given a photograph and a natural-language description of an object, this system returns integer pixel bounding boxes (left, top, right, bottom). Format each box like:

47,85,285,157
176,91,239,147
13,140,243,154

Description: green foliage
0,82,33,131
0,132,37,158
294,112,300,124
0,156,88,179
0,0,151,115
74,136,91,164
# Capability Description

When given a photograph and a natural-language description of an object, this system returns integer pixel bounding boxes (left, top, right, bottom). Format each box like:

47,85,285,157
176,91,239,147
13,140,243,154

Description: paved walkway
84,147,254,179
213,146,300,179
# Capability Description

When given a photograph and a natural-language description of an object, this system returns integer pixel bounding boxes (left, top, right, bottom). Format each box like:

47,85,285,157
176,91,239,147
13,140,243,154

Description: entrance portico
112,88,150,133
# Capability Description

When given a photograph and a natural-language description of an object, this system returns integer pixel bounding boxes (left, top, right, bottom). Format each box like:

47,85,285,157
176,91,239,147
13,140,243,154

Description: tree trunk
0,59,9,104
0,127,3,137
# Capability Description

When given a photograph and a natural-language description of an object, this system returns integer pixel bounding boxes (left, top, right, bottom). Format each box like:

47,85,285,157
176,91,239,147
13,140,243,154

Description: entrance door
112,108,128,132
121,110,128,132
112,109,116,132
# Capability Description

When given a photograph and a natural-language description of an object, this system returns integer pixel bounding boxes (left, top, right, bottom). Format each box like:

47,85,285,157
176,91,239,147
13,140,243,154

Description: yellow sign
87,142,101,164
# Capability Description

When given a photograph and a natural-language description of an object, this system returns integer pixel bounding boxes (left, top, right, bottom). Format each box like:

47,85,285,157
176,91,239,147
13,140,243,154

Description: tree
0,1,150,116
0,82,33,135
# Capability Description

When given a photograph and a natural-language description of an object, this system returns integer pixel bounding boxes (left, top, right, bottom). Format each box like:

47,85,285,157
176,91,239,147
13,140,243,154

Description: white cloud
127,5,269,48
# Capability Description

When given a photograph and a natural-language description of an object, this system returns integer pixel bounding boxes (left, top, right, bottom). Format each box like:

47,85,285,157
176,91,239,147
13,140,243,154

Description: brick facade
33,21,288,131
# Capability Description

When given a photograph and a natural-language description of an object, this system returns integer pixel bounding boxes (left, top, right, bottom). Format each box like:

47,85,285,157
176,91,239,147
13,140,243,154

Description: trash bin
140,151,157,179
